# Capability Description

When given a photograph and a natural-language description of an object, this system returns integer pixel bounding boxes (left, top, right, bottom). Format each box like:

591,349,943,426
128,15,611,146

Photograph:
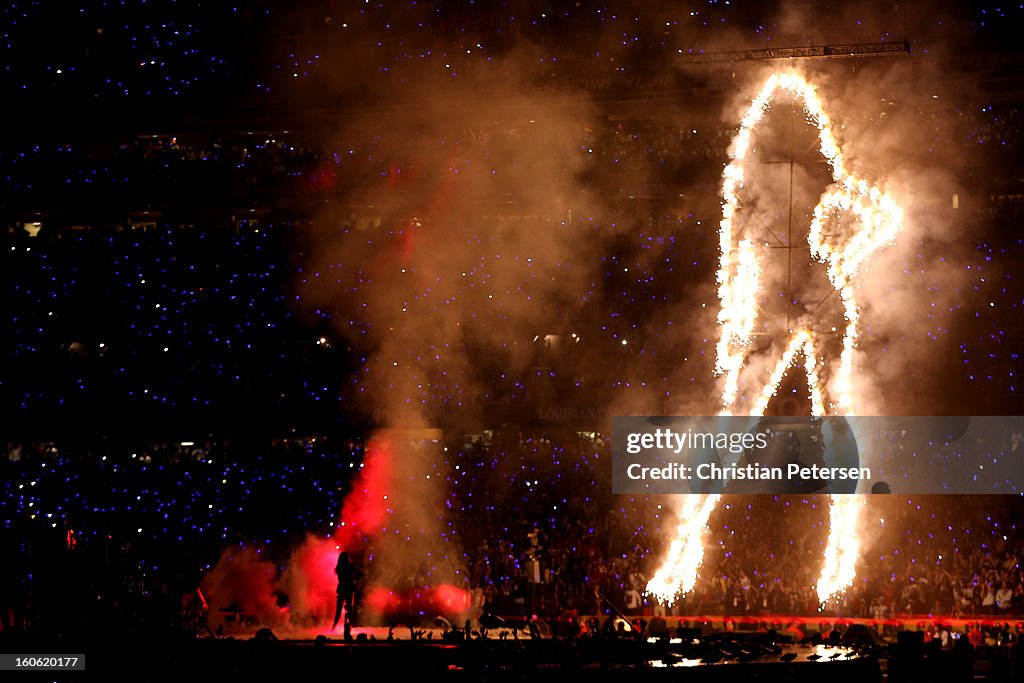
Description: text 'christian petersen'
625,462,872,482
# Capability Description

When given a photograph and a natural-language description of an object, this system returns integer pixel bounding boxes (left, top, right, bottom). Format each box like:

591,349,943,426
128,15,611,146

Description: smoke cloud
202,0,996,625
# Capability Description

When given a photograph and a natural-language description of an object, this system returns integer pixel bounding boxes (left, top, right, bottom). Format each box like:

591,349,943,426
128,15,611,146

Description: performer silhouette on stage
332,551,363,637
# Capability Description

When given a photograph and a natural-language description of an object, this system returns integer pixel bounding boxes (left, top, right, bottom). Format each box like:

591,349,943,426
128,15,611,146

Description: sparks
645,493,720,605
652,71,902,606
750,330,826,418
716,71,903,417
816,494,866,604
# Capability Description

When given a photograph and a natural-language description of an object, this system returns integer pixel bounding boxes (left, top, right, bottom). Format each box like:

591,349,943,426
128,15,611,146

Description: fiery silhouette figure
649,71,902,607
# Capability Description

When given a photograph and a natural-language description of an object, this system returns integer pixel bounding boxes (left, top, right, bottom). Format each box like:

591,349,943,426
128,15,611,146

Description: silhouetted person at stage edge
332,551,363,637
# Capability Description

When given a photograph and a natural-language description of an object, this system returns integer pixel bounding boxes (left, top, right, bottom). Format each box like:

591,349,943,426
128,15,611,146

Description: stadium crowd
1,101,1024,637
2,0,1024,658
2,427,1024,638
0,1,1018,104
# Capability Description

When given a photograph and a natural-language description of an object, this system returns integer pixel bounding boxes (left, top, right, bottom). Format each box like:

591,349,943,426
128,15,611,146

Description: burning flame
650,71,901,606
751,330,826,418
646,494,721,605
816,494,866,604
716,71,902,416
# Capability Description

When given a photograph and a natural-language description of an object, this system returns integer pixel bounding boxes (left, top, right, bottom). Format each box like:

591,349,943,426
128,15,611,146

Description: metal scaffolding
676,41,910,64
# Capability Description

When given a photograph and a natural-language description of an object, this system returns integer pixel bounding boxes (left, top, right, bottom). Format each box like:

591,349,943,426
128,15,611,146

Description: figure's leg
347,591,357,625
342,594,353,640
332,594,342,629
